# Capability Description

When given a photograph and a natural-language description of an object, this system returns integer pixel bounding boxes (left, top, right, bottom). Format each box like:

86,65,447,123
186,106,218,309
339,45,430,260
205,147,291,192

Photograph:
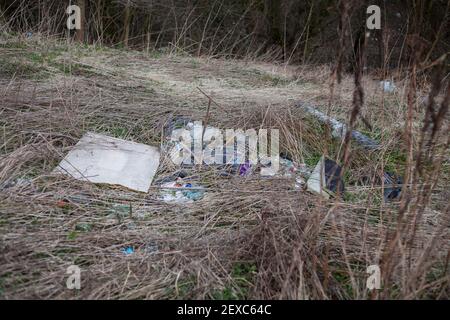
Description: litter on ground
380,80,396,93
160,178,205,204
52,123,400,205
297,103,380,149
145,242,159,255
167,121,247,166
54,132,160,193
122,247,134,255
383,172,403,202
239,161,252,176
306,156,345,199
1,177,33,190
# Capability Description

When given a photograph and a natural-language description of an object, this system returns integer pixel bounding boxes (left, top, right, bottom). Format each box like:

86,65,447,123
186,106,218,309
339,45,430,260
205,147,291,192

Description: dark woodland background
1,0,449,71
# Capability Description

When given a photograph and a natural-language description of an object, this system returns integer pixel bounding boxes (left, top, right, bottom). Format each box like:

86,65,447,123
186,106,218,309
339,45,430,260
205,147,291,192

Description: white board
306,156,330,199
54,132,160,192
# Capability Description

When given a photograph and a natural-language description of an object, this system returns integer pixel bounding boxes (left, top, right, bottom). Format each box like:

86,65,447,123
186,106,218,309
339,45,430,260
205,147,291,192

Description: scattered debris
183,183,205,201
122,247,134,255
160,178,205,204
296,163,311,178
56,200,70,208
295,176,306,190
296,103,379,149
380,80,396,93
307,156,345,198
280,158,299,177
167,121,246,166
155,170,189,184
160,180,190,204
239,161,252,176
257,154,311,191
260,155,310,188
259,158,298,177
383,172,403,201
54,132,160,193
164,116,192,138
145,241,159,255
1,177,33,190
297,103,406,200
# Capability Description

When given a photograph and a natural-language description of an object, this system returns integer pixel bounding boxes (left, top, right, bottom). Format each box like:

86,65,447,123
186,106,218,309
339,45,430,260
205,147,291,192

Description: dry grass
0,34,449,299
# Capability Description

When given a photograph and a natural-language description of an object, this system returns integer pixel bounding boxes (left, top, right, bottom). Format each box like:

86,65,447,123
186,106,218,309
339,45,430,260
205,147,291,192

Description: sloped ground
0,35,448,299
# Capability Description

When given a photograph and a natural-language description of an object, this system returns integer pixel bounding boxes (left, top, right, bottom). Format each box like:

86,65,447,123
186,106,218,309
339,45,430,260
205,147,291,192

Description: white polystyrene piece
54,132,160,192
306,156,330,199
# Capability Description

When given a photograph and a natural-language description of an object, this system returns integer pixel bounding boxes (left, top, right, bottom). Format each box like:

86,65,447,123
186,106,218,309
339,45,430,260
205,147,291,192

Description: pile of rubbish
51,105,402,205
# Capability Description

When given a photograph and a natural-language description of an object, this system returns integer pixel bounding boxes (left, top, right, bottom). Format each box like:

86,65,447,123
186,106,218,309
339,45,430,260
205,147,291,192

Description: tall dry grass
0,1,449,300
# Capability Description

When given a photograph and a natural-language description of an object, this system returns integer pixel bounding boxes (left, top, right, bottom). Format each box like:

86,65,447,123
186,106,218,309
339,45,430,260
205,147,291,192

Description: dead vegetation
0,30,448,300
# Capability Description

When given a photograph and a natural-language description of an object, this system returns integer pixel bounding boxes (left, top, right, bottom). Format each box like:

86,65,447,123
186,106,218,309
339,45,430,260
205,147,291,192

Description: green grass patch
0,57,43,79
67,231,78,241
384,148,407,173
212,262,257,300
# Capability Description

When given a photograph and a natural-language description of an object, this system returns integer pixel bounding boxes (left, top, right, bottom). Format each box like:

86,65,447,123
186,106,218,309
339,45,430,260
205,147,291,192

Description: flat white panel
55,132,160,192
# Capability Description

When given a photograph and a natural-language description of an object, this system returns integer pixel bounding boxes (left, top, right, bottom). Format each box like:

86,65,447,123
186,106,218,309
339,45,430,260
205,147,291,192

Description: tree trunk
96,0,104,44
75,0,86,43
146,13,152,54
122,1,131,47
264,0,282,45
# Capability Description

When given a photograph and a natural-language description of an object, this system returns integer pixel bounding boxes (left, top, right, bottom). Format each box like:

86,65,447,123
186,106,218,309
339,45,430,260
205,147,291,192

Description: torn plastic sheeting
296,103,379,150
383,172,403,201
54,132,160,193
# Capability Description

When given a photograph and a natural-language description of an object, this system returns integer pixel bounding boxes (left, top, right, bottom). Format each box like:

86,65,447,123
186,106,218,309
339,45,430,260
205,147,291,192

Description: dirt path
77,51,332,108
